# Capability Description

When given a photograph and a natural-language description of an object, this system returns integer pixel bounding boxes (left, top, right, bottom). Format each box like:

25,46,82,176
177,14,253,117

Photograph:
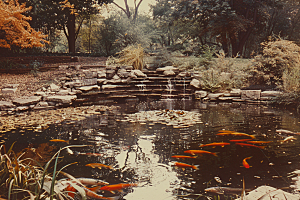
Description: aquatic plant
0,143,87,200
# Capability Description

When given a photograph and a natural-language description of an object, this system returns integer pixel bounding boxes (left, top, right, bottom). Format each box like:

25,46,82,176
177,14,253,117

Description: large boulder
190,79,201,89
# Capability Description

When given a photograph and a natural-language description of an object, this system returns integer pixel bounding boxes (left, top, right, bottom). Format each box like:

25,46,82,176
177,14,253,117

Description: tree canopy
0,0,48,49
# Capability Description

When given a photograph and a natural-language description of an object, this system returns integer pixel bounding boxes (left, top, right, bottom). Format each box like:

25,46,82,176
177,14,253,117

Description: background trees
2,0,300,57
0,0,48,50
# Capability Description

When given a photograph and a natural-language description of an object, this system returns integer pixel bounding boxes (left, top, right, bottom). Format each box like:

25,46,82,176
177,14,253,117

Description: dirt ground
0,57,107,101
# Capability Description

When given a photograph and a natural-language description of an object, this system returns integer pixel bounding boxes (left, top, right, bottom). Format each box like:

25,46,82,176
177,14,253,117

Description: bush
252,37,300,85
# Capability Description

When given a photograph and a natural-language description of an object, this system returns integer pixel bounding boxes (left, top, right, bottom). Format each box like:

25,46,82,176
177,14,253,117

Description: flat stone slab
195,91,208,99
13,96,42,106
1,88,17,94
261,91,282,97
241,90,261,100
156,66,178,72
102,85,117,90
207,93,224,100
230,89,241,97
45,95,77,104
77,85,100,92
0,101,15,110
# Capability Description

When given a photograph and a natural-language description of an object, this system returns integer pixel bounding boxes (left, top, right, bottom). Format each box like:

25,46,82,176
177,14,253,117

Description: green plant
0,59,17,70
29,60,43,77
252,37,300,85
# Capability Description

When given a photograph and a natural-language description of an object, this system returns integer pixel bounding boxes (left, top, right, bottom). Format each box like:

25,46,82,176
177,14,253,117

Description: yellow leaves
0,0,48,49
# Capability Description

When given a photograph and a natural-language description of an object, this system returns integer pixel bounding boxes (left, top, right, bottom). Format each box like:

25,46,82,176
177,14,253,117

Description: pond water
2,99,300,200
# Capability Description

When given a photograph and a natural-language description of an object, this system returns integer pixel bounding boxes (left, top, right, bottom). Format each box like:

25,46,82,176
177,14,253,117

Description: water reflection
2,100,300,199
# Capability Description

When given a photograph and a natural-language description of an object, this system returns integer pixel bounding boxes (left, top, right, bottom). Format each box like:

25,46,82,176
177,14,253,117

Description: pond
2,99,300,200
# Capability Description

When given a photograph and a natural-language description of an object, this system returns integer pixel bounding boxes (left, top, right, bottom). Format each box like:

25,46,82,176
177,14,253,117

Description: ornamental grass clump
115,44,145,70
0,143,86,200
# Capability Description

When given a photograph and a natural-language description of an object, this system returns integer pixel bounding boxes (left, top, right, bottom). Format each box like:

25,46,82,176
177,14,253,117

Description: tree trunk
67,13,76,54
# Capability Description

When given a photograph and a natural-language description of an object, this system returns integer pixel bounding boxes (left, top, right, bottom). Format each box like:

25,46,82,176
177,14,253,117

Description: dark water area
2,99,300,199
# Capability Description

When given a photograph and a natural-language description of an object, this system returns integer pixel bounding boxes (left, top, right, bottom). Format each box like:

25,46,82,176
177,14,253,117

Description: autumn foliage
0,0,48,49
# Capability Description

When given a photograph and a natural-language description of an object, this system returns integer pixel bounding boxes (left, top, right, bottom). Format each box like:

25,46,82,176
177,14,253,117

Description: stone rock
13,96,42,106
106,70,116,79
195,91,208,99
74,65,81,70
106,65,117,71
125,66,133,70
1,88,17,94
230,89,241,97
71,56,80,62
83,70,97,78
156,66,178,72
236,185,300,200
97,71,106,78
261,91,282,97
219,97,236,101
241,90,261,100
117,68,130,78
64,80,83,88
97,79,107,84
37,101,48,107
131,70,147,77
34,91,47,97
16,106,29,111
57,90,69,95
102,85,117,90
190,79,201,88
45,95,77,104
72,89,82,94
50,83,60,92
78,85,100,91
207,93,224,100
0,101,15,110
163,70,176,76
4,84,19,88
59,65,68,70
82,78,97,86
177,72,190,77
112,74,121,80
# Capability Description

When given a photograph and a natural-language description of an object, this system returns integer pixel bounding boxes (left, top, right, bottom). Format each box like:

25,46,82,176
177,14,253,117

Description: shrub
252,37,300,85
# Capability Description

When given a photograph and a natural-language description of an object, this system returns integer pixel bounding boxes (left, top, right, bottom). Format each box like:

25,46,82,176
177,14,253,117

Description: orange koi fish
100,183,138,192
242,157,252,168
199,142,230,148
66,183,117,199
217,131,256,139
184,150,218,157
246,141,271,144
171,155,197,159
173,162,199,170
235,143,265,149
230,139,252,142
86,163,113,169
50,139,69,143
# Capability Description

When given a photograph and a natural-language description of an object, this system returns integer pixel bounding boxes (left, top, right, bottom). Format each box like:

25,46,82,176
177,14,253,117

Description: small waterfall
166,79,174,95
137,81,146,93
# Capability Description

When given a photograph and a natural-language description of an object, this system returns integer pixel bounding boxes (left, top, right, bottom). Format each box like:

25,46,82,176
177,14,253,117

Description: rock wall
0,64,283,115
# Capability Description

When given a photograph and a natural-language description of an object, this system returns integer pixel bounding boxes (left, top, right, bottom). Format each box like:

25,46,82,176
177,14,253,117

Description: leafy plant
29,60,43,77
252,37,300,85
